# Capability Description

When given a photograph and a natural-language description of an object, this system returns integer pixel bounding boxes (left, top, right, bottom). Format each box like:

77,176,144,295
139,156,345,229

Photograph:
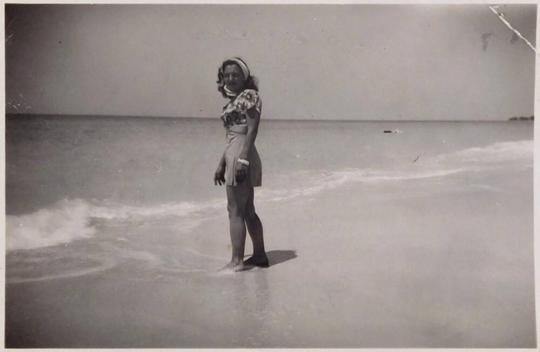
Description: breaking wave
7,198,225,251
6,139,532,251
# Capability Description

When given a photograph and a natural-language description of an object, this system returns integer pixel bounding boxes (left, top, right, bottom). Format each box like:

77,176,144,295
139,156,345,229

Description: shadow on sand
242,250,297,271
267,249,297,267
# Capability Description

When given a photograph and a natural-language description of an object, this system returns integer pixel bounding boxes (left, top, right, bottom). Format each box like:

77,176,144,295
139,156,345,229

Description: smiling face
223,64,246,93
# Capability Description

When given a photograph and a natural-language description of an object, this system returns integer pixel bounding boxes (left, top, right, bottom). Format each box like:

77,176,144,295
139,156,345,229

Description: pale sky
5,4,537,120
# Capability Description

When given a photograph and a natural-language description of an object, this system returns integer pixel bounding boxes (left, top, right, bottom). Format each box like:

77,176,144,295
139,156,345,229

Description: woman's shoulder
238,89,260,102
233,89,262,112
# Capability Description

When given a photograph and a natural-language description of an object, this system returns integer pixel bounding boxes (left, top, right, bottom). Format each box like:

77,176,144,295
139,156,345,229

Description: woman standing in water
214,57,269,272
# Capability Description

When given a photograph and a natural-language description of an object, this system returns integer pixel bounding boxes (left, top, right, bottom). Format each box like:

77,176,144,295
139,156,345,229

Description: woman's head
217,57,258,98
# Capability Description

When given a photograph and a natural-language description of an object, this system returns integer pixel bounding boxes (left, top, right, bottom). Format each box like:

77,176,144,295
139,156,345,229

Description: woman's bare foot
244,254,269,268
220,261,246,273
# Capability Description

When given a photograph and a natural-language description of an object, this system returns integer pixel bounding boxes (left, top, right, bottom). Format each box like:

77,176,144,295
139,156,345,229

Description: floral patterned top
221,89,262,128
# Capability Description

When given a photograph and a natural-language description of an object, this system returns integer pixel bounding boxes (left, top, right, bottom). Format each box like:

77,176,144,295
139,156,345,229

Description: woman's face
223,64,245,93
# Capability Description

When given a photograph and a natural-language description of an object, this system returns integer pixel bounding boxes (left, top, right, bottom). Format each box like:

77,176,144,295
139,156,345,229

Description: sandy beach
6,151,535,347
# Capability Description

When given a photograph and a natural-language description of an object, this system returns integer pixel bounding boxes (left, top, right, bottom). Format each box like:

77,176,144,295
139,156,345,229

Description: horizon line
5,112,530,123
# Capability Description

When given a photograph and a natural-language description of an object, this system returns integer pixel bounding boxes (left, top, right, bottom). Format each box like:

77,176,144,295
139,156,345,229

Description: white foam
7,199,97,251
89,198,225,220
257,140,532,204
7,198,226,251
435,140,533,165
258,168,465,203
7,140,531,251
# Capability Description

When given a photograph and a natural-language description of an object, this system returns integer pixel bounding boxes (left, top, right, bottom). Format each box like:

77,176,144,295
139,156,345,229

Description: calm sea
5,114,533,282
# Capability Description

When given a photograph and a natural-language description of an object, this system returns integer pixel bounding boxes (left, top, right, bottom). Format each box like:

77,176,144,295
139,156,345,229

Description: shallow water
5,115,535,347
6,116,532,212
6,115,533,274
7,117,532,203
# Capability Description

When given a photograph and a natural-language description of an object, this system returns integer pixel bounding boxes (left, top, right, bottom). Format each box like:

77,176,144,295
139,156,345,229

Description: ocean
5,115,535,347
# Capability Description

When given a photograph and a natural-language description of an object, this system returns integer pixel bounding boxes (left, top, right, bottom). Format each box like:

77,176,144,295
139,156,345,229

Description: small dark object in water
384,129,403,134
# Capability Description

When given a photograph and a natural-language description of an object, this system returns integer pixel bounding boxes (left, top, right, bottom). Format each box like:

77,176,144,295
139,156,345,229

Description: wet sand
6,168,535,348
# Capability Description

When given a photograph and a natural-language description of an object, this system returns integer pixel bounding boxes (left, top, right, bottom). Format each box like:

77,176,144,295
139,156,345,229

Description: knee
245,209,257,222
244,203,260,225
227,203,246,219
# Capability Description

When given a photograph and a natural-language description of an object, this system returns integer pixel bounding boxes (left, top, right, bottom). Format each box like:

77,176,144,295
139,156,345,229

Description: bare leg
223,185,251,271
245,215,269,267
244,187,268,267
228,212,246,268
246,213,265,255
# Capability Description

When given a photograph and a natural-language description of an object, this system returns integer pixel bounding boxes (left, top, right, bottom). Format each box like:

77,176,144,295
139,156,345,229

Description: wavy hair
217,58,259,98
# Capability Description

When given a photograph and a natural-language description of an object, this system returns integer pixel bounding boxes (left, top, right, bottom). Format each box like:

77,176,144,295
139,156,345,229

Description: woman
214,57,269,272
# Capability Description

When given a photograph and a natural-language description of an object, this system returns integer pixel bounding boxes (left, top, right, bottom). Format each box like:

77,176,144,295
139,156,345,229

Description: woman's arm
234,107,260,183
239,107,260,160
218,151,226,167
214,151,227,186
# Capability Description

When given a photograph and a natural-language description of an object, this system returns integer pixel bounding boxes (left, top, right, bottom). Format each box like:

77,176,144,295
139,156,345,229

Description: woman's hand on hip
235,163,248,183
